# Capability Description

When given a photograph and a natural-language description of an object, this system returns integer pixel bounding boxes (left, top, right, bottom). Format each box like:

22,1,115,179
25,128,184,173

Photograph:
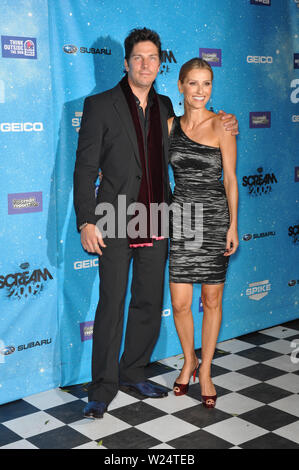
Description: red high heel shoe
173,363,199,396
201,394,217,409
199,373,217,408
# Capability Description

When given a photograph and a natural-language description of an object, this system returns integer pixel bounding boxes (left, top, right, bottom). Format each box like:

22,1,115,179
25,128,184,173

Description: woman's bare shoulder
211,112,222,127
211,112,231,139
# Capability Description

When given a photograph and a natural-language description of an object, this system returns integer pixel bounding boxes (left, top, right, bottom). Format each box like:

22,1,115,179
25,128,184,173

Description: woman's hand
224,226,239,256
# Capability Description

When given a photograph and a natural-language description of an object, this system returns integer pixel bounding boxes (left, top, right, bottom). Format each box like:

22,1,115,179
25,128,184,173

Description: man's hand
218,110,239,136
80,224,106,256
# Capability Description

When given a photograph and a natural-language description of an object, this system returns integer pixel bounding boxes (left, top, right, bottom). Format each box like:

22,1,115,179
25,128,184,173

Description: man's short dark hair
124,27,162,62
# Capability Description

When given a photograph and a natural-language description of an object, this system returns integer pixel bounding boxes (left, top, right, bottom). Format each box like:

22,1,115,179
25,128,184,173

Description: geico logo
0,122,44,132
292,115,299,122
74,259,99,269
247,56,273,63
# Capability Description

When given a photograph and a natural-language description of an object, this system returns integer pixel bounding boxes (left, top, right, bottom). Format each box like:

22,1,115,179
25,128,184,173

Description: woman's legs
170,281,224,404
170,282,198,386
199,283,224,404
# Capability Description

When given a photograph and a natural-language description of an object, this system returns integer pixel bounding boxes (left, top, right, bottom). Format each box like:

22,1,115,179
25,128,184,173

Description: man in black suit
74,28,238,419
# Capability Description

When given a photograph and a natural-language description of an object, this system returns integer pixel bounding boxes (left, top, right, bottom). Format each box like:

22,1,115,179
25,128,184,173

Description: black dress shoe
119,380,168,398
83,401,107,419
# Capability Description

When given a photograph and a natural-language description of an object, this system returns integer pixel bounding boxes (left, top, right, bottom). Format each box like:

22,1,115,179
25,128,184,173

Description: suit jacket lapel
157,96,170,174
112,84,141,169
111,84,170,173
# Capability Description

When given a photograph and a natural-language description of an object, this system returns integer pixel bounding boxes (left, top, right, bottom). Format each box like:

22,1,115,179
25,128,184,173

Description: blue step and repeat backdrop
0,0,298,404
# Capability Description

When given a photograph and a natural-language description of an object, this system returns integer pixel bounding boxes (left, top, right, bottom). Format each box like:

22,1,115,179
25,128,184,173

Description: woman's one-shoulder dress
169,116,230,284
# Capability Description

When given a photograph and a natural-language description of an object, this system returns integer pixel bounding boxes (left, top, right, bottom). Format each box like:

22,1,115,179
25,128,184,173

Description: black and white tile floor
1,319,299,450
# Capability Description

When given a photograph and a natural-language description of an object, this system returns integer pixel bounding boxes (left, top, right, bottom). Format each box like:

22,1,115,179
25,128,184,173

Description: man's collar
133,86,154,108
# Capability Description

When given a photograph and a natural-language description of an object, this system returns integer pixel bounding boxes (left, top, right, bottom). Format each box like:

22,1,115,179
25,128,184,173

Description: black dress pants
87,237,168,404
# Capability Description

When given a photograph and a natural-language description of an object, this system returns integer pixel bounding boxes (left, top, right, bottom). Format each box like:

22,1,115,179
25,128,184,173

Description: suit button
136,175,141,180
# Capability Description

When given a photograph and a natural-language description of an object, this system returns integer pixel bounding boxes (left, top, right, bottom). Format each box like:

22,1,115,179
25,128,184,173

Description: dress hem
169,278,226,285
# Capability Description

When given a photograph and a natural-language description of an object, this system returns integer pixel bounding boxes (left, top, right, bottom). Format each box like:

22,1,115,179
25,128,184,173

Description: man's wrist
79,222,89,231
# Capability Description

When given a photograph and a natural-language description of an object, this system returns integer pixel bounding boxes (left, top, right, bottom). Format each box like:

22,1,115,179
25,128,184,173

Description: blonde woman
168,58,238,408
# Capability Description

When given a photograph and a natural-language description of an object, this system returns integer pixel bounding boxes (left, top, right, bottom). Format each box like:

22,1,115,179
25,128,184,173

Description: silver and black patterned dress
169,116,230,284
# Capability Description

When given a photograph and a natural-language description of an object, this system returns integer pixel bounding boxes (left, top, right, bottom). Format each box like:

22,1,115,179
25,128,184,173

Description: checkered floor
1,319,299,449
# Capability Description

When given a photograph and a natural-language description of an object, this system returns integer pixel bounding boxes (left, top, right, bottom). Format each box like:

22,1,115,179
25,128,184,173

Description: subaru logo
63,44,78,54
243,233,252,241
0,346,15,356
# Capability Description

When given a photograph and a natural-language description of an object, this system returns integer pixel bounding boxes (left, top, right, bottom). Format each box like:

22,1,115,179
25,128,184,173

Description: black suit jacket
73,82,174,231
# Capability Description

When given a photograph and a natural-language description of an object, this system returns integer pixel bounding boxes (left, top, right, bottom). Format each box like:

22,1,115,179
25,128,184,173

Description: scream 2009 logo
0,263,53,300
